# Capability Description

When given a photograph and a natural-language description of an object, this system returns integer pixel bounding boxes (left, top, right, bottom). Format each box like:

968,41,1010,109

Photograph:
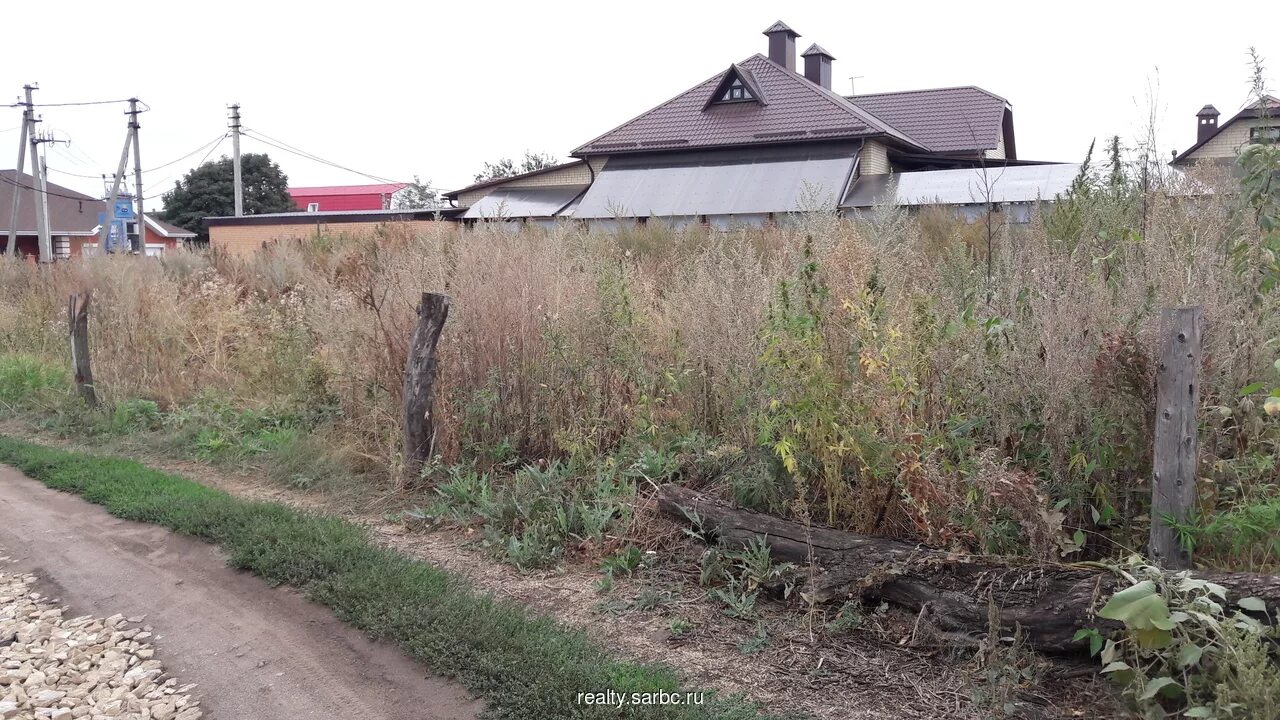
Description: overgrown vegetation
0,436,777,720
2,63,1280,720
1,146,1277,570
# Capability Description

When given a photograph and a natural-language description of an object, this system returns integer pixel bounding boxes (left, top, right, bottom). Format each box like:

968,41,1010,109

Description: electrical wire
241,128,422,188
45,165,104,180
141,133,227,174
0,172,100,202
142,134,228,201
4,98,134,109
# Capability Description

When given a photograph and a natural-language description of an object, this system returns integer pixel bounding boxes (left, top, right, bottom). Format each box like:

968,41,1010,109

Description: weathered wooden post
1149,306,1203,569
67,292,98,408
401,292,450,485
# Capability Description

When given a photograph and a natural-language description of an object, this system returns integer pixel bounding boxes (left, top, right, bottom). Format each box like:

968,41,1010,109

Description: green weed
0,436,782,720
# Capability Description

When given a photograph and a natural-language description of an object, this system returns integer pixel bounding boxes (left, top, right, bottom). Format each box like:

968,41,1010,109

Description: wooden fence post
1149,306,1203,570
67,292,98,408
401,292,450,485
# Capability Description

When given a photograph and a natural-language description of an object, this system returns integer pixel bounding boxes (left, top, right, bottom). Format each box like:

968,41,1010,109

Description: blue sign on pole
114,198,135,220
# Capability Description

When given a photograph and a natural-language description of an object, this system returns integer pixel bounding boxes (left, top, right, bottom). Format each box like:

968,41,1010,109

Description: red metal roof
573,54,919,157
288,183,407,197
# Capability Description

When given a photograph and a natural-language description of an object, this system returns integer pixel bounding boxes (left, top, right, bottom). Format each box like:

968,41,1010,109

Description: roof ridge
569,60,757,157
749,55,925,149
849,84,1009,105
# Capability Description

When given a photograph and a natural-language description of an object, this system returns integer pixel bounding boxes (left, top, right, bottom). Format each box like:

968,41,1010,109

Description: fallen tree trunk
656,484,1280,654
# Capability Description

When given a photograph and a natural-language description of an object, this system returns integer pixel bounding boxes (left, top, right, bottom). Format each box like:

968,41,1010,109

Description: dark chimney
801,44,835,90
1196,104,1220,143
763,21,800,72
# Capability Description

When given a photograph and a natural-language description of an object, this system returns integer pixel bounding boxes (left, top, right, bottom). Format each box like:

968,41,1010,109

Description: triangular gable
1173,94,1280,164
573,54,922,156
703,64,767,109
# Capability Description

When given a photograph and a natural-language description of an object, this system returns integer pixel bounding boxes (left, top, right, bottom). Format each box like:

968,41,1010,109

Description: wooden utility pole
67,292,97,408
401,292,450,484
1149,306,1203,570
128,99,144,255
5,84,33,257
229,104,243,217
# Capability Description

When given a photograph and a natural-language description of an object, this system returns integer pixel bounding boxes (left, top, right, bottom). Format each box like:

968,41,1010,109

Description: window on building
306,202,320,212
720,78,753,102
1250,126,1280,144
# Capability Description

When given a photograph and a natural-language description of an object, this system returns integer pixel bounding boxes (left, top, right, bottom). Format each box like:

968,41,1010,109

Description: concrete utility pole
129,98,144,255
28,110,52,262
4,84,34,257
229,104,243,216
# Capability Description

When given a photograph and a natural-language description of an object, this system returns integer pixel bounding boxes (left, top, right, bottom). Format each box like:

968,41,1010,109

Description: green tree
161,153,294,242
392,175,440,210
472,150,558,183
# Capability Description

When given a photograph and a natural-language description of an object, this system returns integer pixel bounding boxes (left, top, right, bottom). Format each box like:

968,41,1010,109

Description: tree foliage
161,153,295,241
473,151,559,184
392,175,440,210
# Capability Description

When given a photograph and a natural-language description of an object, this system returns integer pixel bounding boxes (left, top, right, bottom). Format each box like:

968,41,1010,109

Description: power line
143,134,228,201
241,128,420,187
5,98,134,108
141,132,227,174
45,165,104,180
0,172,101,202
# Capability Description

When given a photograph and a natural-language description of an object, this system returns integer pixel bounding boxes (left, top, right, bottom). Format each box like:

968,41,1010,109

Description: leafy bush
1081,561,1280,719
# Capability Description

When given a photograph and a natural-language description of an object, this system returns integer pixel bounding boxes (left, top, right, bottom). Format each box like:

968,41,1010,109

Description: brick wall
1187,117,1276,161
209,219,446,257
860,140,891,174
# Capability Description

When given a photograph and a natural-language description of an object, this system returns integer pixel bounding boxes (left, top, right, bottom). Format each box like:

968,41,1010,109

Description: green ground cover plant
0,435,782,720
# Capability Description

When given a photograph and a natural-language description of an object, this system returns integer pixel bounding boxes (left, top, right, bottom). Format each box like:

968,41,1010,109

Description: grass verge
0,435,783,720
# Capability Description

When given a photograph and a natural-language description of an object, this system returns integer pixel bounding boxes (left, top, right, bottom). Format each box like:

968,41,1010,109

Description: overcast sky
2,1,1276,203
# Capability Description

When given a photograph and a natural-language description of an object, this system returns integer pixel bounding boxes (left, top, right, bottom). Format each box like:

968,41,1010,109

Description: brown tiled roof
801,44,835,59
573,54,920,156
0,170,195,237
146,215,197,238
846,86,1009,154
0,170,100,234
762,21,799,37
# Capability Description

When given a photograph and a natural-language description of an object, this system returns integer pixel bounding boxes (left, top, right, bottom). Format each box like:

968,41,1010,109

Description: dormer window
722,79,753,102
705,65,766,110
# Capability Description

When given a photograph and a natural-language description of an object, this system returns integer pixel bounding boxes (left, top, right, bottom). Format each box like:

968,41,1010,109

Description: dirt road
0,465,482,720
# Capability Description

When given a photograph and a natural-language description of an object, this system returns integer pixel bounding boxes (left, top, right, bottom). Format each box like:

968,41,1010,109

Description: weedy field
2,137,1280,718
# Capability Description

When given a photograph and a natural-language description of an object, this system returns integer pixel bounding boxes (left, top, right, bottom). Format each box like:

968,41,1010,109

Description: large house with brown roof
1171,95,1280,167
445,21,1072,228
1,170,195,259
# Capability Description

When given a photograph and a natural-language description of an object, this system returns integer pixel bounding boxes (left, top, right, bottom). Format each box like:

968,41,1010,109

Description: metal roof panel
462,185,587,219
842,164,1081,207
573,150,855,218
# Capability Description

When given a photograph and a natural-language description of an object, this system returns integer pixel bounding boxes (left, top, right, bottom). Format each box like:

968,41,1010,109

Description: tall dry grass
0,164,1275,557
